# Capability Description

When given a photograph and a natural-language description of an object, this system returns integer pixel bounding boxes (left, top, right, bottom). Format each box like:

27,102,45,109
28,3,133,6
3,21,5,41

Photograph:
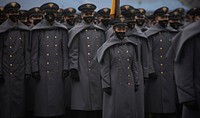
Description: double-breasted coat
0,19,30,118
97,35,140,118
144,24,178,113
68,21,106,110
31,19,69,117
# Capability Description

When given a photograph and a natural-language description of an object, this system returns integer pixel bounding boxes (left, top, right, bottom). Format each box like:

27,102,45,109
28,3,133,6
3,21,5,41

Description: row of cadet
0,1,200,118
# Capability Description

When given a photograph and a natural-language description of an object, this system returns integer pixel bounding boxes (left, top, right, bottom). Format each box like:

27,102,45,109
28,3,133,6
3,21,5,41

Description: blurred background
0,0,200,12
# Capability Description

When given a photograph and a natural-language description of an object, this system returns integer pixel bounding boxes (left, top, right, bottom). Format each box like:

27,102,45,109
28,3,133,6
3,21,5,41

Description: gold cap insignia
69,8,73,12
162,7,167,12
11,2,16,7
125,5,130,10
49,3,54,8
86,4,91,8
104,8,108,13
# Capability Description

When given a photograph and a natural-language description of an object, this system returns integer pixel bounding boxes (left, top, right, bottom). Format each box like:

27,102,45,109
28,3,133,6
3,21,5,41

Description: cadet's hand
70,69,79,81
25,74,32,80
103,87,111,95
0,74,5,83
149,73,157,79
62,70,69,79
32,72,40,81
184,100,198,111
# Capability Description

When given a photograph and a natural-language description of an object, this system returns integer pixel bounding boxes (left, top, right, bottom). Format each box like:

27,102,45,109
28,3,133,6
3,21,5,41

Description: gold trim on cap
11,2,17,7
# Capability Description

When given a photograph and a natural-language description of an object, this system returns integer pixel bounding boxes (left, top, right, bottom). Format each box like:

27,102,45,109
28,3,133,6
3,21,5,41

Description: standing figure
0,2,31,118
96,21,140,118
31,2,69,117
68,3,106,118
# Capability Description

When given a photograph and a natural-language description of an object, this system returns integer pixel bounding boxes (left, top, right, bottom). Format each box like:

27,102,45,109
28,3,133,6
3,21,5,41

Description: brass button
47,53,49,56
128,75,130,77
88,61,91,63
10,72,13,75
128,67,130,69
55,36,57,38
47,62,50,65
47,45,49,47
160,64,163,66
88,45,90,47
127,59,130,61
160,39,163,42
87,37,90,39
85,29,88,32
94,29,96,31
128,83,131,85
118,59,121,61
47,36,49,38
10,37,12,39
89,68,91,71
160,55,163,58
126,50,129,53
55,44,58,47
117,51,120,53
47,71,50,73
10,55,13,58
160,47,163,50
56,53,58,55
161,71,164,74
10,46,12,49
88,53,90,55
10,64,13,67
96,44,99,47
19,37,21,40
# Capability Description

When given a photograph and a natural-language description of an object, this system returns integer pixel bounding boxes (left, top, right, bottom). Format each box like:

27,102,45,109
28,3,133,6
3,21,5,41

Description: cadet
135,8,149,32
168,8,200,118
28,7,43,27
19,10,28,26
31,2,69,117
97,8,111,31
0,6,7,25
96,19,139,118
121,5,149,118
68,3,106,118
144,6,179,118
62,7,76,30
169,11,182,30
0,2,31,118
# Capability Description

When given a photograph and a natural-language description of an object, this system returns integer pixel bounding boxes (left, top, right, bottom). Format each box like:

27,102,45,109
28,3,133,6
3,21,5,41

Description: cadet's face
82,11,94,17
114,27,127,32
194,15,200,21
156,15,168,21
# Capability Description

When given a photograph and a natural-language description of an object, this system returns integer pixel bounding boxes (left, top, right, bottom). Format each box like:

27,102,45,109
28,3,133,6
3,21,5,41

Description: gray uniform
0,19,30,118
97,35,140,118
145,24,178,114
126,28,149,118
169,20,200,118
31,19,69,117
68,21,106,110
98,22,110,31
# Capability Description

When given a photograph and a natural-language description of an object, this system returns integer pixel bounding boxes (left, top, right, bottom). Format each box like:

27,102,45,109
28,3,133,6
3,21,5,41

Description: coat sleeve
62,30,69,70
100,50,111,89
147,37,155,74
69,34,79,70
0,34,3,74
24,31,31,74
31,31,39,72
140,38,149,78
175,39,196,104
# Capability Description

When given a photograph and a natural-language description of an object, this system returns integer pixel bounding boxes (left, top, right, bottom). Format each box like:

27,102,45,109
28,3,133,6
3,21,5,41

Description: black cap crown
154,6,169,16
4,2,20,12
40,2,59,12
62,7,76,16
98,8,111,16
78,3,96,12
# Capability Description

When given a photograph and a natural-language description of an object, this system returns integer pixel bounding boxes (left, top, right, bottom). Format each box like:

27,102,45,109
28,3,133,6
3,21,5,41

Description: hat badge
104,8,108,13
125,5,130,10
48,3,54,8
69,8,73,12
174,11,178,15
120,17,125,22
139,9,144,13
11,2,17,7
162,7,167,12
86,4,91,8
35,8,39,12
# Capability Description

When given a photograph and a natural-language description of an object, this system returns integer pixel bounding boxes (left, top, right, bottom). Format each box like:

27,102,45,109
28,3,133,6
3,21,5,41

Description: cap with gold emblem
154,6,169,16
28,7,42,17
120,5,134,12
40,2,59,12
4,2,21,13
191,7,200,16
78,3,96,12
98,8,111,16
169,11,181,20
62,7,76,16
121,8,135,18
